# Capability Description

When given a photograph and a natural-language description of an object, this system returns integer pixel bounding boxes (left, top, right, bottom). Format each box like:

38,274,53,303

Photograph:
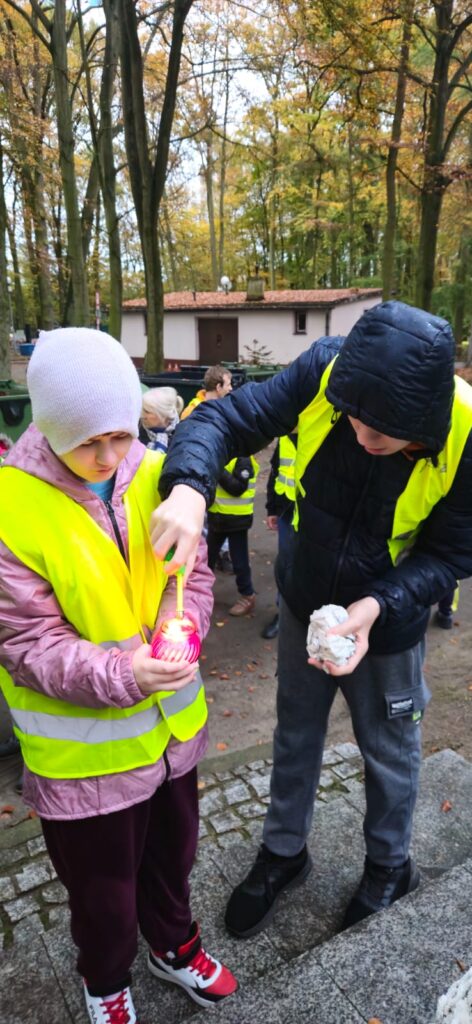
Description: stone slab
316,862,472,1024
411,749,472,873
0,937,73,1024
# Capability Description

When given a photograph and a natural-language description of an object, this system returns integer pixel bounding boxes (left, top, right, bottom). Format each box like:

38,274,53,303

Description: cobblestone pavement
0,742,363,953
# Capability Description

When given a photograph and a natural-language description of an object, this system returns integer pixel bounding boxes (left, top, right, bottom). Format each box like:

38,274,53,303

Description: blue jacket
160,302,472,654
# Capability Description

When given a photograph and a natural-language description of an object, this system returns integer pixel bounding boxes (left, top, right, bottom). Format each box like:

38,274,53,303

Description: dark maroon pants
41,768,199,996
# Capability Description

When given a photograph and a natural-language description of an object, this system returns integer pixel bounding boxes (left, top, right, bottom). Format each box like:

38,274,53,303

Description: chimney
246,274,264,301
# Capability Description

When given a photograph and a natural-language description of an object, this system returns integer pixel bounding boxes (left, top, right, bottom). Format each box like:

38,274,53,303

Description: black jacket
160,301,472,654
208,457,255,533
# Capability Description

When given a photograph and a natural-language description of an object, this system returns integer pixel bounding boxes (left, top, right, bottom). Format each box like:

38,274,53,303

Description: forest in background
0,0,471,372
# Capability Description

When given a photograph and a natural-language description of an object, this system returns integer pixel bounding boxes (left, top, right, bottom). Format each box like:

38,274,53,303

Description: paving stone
198,789,226,817
247,773,271,798
42,880,68,904
246,760,266,772
411,750,472,872
14,858,56,893
198,819,208,839
4,893,40,923
223,780,251,805
331,760,362,780
237,800,266,819
26,835,47,856
197,772,216,788
208,811,243,834
0,875,16,900
47,906,70,929
318,769,337,788
0,846,25,871
322,747,343,766
333,741,360,759
13,911,45,945
213,770,234,783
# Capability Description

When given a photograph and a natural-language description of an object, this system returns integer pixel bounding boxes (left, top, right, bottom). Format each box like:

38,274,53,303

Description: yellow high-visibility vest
274,435,296,503
209,457,260,517
294,359,472,564
0,451,207,779
181,390,206,420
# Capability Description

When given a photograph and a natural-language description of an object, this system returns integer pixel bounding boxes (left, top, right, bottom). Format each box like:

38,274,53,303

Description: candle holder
151,614,201,664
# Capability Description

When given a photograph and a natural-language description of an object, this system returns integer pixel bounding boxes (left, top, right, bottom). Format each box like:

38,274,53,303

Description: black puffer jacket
160,302,472,654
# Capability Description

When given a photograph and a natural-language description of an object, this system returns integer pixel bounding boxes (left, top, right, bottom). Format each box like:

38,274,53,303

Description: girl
0,329,237,1024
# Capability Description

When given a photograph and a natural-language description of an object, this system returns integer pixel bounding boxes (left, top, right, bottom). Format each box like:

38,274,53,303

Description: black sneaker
261,614,279,640
434,609,453,630
342,855,420,930
224,843,312,938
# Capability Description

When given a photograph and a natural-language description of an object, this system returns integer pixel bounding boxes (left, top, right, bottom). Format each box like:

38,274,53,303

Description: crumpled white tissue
306,604,356,666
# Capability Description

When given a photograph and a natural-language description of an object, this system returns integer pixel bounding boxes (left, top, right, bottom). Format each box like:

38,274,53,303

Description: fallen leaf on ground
209,669,218,676
455,958,467,972
264,643,273,650
441,799,453,812
219,673,230,680
197,780,206,790
1,805,14,814
27,810,37,819
247,686,255,693
235,670,242,676
216,621,225,628
222,710,233,717
200,654,207,661
216,742,228,751
206,696,214,704
258,673,270,680
367,1018,384,1024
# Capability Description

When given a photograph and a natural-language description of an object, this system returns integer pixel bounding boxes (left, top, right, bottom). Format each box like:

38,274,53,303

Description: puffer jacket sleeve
159,338,342,506
0,539,144,710
366,433,472,622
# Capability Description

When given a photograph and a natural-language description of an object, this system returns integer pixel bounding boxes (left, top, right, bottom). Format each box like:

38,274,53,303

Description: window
294,310,307,334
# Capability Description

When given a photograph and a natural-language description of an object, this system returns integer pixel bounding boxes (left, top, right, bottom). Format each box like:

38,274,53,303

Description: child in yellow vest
0,329,237,1024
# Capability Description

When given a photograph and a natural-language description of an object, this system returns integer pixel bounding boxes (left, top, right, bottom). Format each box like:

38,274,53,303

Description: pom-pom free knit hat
27,328,143,455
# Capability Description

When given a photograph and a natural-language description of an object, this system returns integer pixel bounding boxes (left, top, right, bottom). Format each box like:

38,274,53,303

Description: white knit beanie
27,328,143,455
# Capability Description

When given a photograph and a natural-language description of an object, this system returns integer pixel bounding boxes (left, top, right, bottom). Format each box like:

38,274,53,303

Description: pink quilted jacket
0,425,213,819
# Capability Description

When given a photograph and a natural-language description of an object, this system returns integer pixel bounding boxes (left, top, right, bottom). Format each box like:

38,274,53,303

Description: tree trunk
118,0,194,371
382,0,413,300
51,0,89,325
204,134,219,288
0,141,11,380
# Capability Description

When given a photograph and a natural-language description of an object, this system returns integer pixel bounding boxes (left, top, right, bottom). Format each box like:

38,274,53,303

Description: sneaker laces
188,945,217,982
100,991,132,1024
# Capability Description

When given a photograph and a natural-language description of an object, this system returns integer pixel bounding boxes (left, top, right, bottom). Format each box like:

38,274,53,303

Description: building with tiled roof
121,285,382,366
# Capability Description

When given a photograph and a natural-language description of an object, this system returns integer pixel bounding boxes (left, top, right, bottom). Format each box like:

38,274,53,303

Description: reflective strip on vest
209,457,260,516
0,452,208,778
274,436,296,502
293,365,472,565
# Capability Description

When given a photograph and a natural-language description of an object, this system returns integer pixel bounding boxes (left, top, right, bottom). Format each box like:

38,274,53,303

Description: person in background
139,386,184,454
0,329,237,1024
207,454,259,617
180,364,232,420
149,301,472,940
261,434,297,639
0,432,13,463
434,586,458,629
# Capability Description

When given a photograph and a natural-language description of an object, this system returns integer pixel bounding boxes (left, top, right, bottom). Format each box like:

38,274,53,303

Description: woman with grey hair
140,387,184,454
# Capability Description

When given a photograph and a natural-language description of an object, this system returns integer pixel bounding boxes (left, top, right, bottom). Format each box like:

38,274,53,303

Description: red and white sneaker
148,921,238,1008
83,982,138,1024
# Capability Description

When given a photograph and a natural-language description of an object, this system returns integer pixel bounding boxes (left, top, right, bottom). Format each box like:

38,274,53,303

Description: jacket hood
325,301,455,452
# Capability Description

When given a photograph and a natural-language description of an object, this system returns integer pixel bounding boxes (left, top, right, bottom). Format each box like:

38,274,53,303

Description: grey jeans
263,600,430,867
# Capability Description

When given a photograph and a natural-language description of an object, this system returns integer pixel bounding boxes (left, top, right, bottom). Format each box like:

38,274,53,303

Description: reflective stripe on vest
0,452,207,778
274,436,296,502
209,456,260,516
293,363,472,564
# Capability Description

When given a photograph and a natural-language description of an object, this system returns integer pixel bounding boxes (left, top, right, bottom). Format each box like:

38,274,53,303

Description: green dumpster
0,381,32,442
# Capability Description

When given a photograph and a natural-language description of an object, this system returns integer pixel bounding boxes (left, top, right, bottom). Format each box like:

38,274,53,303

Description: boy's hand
150,485,205,575
307,597,381,676
266,515,279,531
132,644,198,695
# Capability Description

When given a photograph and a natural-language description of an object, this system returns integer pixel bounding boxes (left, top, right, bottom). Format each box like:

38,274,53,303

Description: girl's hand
150,485,205,576
132,644,198,695
307,597,381,676
266,515,279,531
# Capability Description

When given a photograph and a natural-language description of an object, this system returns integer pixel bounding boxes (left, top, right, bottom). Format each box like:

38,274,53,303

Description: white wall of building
121,312,147,358
329,296,380,337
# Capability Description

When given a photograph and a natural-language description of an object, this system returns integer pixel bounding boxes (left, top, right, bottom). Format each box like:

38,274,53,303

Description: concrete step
2,749,472,1023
